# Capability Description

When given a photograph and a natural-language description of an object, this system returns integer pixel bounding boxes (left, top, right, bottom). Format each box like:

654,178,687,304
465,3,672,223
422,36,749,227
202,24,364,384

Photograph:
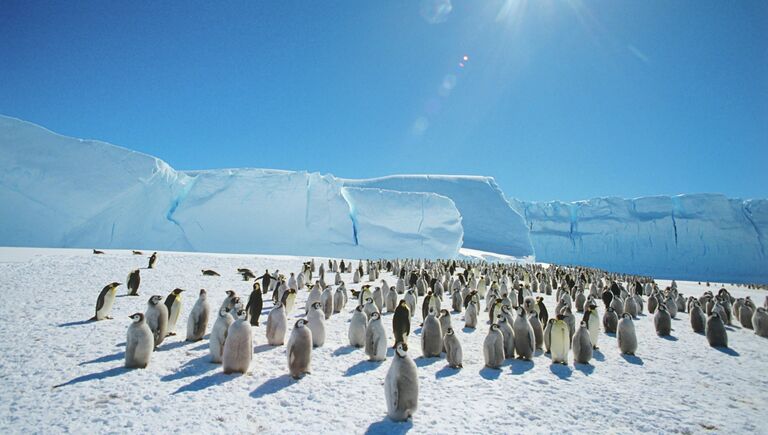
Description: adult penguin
603,307,618,334
186,289,210,342
365,312,387,361
257,270,272,296
393,300,411,346
91,282,121,321
349,305,368,348
145,295,169,348
266,301,288,346
549,317,570,365
572,321,593,364
654,303,672,336
513,306,535,360
281,288,297,315
210,307,234,363
164,288,185,336
536,297,549,325
126,269,141,296
148,252,157,269
421,308,443,357
287,319,313,379
483,324,505,369
384,342,419,422
222,308,253,374
125,313,154,369
617,313,638,355
601,289,613,309
706,313,728,347
443,328,463,369
246,282,263,326
690,301,707,334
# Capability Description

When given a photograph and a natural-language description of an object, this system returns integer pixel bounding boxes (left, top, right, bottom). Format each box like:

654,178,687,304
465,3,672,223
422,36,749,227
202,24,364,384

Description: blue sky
1,0,766,201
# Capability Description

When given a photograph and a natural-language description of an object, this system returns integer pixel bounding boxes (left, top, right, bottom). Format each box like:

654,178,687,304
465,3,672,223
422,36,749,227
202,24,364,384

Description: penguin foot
106,316,113,320
168,332,177,336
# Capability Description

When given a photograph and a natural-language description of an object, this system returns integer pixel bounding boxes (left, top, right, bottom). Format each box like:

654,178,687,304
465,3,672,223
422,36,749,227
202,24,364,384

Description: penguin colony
80,251,768,423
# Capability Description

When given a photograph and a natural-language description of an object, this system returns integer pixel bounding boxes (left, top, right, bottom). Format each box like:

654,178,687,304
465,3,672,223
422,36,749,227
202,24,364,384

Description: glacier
511,195,768,283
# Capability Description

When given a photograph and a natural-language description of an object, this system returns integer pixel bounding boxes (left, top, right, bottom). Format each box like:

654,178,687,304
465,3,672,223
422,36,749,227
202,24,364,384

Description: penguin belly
222,321,253,374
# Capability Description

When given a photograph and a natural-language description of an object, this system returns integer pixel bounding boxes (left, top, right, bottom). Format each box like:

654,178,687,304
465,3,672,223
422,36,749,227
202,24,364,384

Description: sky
1,0,766,202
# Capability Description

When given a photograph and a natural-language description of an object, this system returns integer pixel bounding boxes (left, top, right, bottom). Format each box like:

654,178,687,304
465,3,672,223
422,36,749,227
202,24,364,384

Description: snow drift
512,195,768,283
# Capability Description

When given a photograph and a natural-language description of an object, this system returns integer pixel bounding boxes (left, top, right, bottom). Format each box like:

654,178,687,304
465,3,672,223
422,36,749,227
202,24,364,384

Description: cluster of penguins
84,251,768,422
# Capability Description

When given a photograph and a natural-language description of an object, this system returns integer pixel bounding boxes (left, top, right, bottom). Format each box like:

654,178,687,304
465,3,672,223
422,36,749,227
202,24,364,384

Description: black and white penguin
93,249,104,255
222,308,253,374
582,306,600,349
617,313,638,355
287,319,313,379
307,302,326,348
132,250,143,255
365,312,387,361
483,324,504,369
246,282,263,327
384,342,419,421
443,328,463,368
91,282,121,321
706,313,728,347
126,269,140,296
202,269,220,277
147,252,157,269
145,295,169,348
536,297,549,325
266,301,288,346
281,288,297,315
186,289,210,342
125,313,153,369
163,288,185,336
220,290,239,312
392,300,411,346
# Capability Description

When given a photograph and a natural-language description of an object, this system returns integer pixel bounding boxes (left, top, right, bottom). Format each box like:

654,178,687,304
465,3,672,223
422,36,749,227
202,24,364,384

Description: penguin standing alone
186,289,210,342
483,324,504,369
392,301,411,346
443,328,463,368
384,342,418,421
126,270,140,296
266,301,288,346
246,282,263,326
125,313,154,368
549,317,570,365
365,312,387,361
91,282,121,321
148,252,157,269
164,288,185,336
617,313,638,355
287,319,313,379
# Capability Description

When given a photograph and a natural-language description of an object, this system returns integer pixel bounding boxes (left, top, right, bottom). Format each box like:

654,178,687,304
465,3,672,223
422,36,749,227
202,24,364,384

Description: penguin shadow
413,327,422,335
58,319,94,327
250,374,295,399
173,371,236,395
574,363,594,376
659,335,678,342
254,344,278,354
593,349,606,362
549,364,572,380
435,365,460,379
461,327,475,334
415,356,441,368
364,417,413,435
479,367,502,380
158,339,196,352
712,346,739,357
345,360,384,377
533,349,545,358
161,355,217,382
509,359,534,375
604,332,616,338
79,351,125,366
53,366,129,388
620,354,644,365
332,345,358,357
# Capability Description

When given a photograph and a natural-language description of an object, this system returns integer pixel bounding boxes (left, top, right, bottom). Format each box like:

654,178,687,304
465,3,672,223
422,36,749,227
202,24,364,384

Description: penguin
145,295,169,348
443,328,463,368
451,289,463,313
572,321,593,364
266,301,288,346
333,285,347,313
321,286,334,320
623,296,639,319
307,302,326,348
666,297,678,319
132,250,143,255
536,297,549,325
222,308,253,374
647,293,658,314
603,307,618,334
421,291,435,321
126,269,140,296
488,298,503,325
574,290,586,313
496,315,515,359
513,306,535,360
752,307,768,338
148,252,157,269
349,305,368,348
529,311,544,350
220,290,239,312
202,269,220,277
163,288,185,336
690,302,707,334
560,307,576,342
421,308,443,357
281,288,297,315
287,319,313,379
91,282,121,321
483,324,505,369
393,301,411,346
363,297,379,321
125,313,154,369
185,289,210,342
438,309,452,346
739,303,754,330
583,307,600,349
654,304,672,336
543,319,554,354
549,318,570,365
616,313,637,355
93,249,104,255
239,268,256,281
372,286,384,313
610,296,624,317
465,300,479,329
386,286,398,313
210,307,235,363
706,313,728,347
384,342,419,422
365,312,387,361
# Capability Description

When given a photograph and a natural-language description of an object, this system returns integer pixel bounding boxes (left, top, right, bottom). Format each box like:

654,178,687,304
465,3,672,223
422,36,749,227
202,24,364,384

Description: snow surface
1,247,766,434
511,196,768,284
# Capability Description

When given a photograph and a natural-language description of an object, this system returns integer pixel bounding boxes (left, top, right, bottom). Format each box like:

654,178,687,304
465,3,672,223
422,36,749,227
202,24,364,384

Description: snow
512,195,768,283
1,246,766,433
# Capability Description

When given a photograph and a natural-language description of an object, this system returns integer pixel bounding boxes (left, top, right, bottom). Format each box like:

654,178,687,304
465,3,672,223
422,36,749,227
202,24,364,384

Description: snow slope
512,195,768,283
0,247,766,434
0,116,462,259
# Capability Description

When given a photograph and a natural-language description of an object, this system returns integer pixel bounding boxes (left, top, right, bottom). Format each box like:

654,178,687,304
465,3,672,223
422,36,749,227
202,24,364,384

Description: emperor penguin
610,296,624,317
287,319,313,379
654,304,672,336
306,282,322,314
246,282,263,326
623,296,639,319
125,313,154,369
386,286,398,313
372,286,384,313
536,297,549,325
465,300,479,329
549,317,570,365
443,328,463,368
363,297,379,321
647,293,658,314
281,288,297,315
404,289,417,318
451,289,463,313
438,309,452,343
396,277,406,295
91,282,121,321
145,295,169,348
186,289,210,342
163,288,185,336
752,307,768,338
365,312,387,361
690,302,707,334
307,302,326,348
333,284,347,313
220,290,239,312
617,313,638,355
666,297,678,319
321,286,334,320
349,305,368,348
603,307,618,334
483,324,505,369
496,315,515,359
706,313,728,347
513,306,535,360
210,307,235,363
393,300,411,346
385,342,419,421
421,308,443,357
583,307,600,349
126,269,141,296
572,321,593,364
529,311,544,350
266,301,288,346
739,303,754,330
148,252,157,269
543,319,554,354
560,307,576,342
489,298,503,325
222,309,253,374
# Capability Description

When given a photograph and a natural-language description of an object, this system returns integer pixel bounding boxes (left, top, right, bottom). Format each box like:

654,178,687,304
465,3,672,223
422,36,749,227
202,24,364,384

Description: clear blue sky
1,0,766,201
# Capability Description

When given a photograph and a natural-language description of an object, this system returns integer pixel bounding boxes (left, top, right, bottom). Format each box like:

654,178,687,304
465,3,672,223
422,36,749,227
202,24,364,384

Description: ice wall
512,195,768,283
